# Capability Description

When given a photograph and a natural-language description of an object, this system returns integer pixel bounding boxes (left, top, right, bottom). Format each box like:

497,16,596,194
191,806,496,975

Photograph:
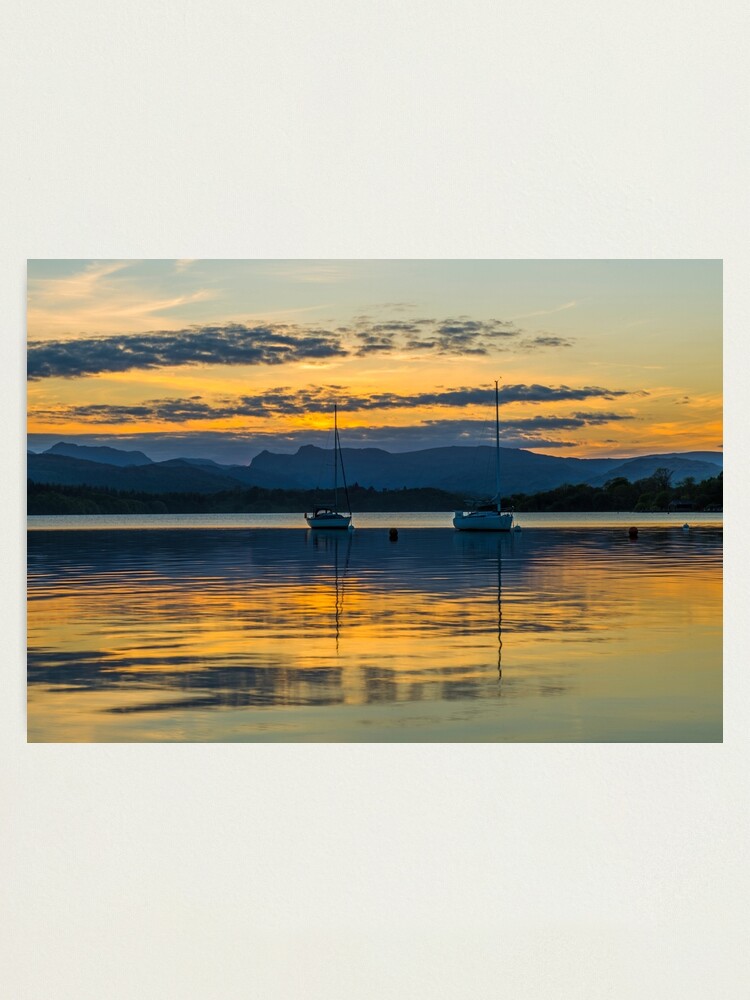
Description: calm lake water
27,512,722,742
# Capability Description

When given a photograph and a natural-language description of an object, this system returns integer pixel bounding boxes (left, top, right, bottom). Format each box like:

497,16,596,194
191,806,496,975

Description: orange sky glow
27,259,722,462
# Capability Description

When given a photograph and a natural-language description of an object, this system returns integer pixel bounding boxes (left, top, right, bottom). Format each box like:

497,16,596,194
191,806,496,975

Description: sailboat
453,380,514,531
304,403,353,529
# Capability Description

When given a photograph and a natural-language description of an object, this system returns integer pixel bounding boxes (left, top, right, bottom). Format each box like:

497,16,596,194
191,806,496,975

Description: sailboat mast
333,403,338,512
494,380,501,504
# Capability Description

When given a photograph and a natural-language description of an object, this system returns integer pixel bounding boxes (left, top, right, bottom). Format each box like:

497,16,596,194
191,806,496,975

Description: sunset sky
27,259,722,464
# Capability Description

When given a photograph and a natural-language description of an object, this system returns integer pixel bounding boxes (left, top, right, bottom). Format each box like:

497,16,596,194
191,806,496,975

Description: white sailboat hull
305,513,352,529
453,510,513,531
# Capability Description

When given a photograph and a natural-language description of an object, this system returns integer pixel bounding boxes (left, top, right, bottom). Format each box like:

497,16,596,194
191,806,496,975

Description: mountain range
27,441,724,498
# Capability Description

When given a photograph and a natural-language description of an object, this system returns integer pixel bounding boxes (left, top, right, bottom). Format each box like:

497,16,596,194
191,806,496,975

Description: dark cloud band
28,316,574,379
30,384,640,426
27,423,583,460
27,324,347,380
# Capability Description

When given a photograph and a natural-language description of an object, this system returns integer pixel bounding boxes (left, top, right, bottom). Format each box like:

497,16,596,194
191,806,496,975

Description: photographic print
27,259,722,742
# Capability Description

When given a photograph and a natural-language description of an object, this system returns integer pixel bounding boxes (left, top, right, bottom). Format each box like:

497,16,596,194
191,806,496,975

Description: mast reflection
311,528,352,652
497,540,503,686
453,531,513,692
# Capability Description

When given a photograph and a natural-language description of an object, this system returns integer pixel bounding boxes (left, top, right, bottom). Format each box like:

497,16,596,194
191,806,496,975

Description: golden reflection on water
27,527,722,742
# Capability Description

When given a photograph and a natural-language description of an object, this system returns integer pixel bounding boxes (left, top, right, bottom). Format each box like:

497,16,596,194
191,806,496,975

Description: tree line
27,481,467,515
27,468,722,516
504,468,722,512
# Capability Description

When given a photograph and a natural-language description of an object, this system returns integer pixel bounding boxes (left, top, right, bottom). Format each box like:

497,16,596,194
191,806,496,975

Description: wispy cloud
28,260,217,337
365,301,418,312
29,260,133,304
512,300,577,320
518,335,574,351
255,262,351,284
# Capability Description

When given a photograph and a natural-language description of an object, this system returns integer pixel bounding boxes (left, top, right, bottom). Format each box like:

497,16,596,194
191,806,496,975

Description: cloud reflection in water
27,526,722,741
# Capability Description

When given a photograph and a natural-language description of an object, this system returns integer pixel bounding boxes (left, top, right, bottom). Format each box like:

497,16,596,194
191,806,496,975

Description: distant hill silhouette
45,441,153,467
584,453,724,488
246,444,722,496
28,441,723,496
28,452,244,493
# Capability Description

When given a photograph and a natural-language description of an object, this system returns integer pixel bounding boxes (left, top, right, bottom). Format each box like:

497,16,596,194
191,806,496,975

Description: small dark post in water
389,528,398,541
628,526,638,540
